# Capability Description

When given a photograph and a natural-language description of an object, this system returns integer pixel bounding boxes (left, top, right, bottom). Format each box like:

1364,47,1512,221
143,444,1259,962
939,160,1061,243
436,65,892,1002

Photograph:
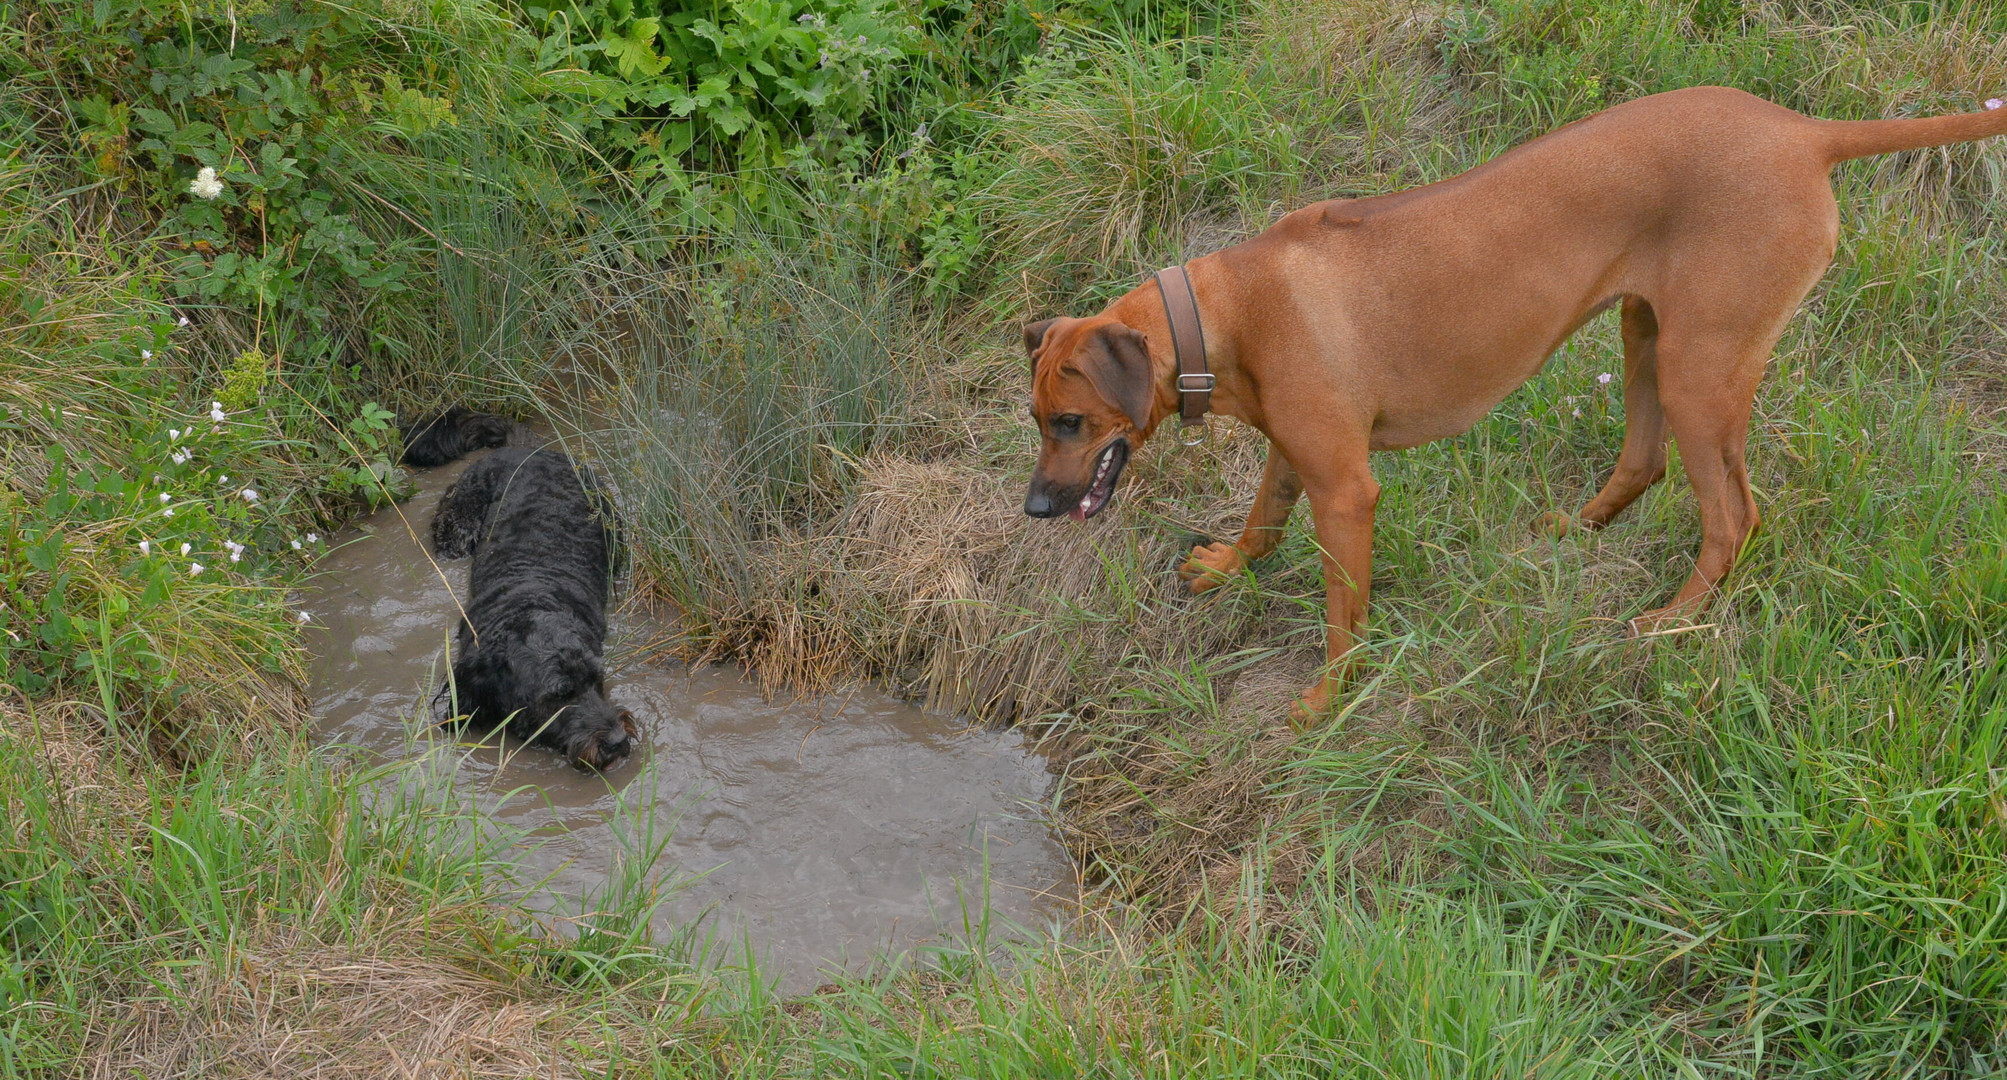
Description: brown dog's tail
1818,99,2007,164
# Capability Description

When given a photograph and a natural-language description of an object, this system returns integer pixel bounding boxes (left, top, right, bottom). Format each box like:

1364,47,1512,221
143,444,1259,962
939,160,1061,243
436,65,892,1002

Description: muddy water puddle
303,451,1074,990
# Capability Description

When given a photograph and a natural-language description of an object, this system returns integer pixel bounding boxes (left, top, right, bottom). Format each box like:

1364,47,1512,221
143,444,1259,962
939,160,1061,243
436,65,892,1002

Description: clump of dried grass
79,935,602,1080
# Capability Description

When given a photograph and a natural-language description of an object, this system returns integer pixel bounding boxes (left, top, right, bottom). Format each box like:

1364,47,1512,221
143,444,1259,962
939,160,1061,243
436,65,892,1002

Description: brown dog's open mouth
1070,439,1129,521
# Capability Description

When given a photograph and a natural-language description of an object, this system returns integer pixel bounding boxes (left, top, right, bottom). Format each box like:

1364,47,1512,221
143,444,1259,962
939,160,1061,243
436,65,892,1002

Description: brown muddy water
302,450,1075,990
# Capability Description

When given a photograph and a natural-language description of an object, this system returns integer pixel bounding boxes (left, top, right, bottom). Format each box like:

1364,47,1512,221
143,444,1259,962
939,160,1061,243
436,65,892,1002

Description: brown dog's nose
1024,487,1059,518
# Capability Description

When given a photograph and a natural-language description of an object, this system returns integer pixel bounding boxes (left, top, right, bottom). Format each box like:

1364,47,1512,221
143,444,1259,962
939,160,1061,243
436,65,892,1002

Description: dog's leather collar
1149,264,1211,431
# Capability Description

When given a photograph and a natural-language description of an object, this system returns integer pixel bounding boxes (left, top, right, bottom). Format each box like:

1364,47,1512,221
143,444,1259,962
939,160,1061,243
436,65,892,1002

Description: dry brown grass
78,935,602,1080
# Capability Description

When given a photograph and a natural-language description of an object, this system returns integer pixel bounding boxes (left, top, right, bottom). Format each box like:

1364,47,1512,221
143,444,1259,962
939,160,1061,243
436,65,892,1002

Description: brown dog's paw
1178,541,1247,594
1288,679,1336,731
1532,510,1576,538
1627,602,1705,638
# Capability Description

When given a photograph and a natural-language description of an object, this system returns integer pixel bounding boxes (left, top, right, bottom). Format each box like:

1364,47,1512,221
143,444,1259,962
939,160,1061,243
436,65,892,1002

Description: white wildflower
306,532,318,543
298,611,312,625
188,166,225,200
290,538,302,550
158,492,172,504
1988,98,2004,111
210,402,227,422
1571,407,1582,418
189,561,205,575
1596,372,1613,386
163,507,174,517
180,542,191,556
138,540,151,556
171,450,189,465
178,314,191,327
219,475,229,484
141,349,153,360
241,488,258,502
168,428,181,440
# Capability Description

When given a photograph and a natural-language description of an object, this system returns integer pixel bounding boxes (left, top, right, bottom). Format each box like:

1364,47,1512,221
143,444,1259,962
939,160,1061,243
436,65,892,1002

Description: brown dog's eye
1051,414,1083,435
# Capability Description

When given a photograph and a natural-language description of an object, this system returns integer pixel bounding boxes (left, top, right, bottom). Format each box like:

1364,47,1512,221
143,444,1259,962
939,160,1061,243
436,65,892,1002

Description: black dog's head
399,406,515,468
542,689,640,772
445,658,641,772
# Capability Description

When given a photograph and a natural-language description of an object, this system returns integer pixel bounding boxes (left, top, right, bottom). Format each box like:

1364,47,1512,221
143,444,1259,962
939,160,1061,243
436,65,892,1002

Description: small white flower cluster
224,540,246,563
188,166,225,200
211,401,227,423
171,449,189,465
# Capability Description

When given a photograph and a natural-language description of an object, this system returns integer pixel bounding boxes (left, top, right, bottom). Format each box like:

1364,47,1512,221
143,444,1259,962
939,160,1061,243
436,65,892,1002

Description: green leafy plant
327,401,410,510
527,0,928,180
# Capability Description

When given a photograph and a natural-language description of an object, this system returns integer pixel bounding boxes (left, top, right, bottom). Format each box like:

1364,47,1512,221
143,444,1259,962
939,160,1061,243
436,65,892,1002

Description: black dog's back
428,446,635,770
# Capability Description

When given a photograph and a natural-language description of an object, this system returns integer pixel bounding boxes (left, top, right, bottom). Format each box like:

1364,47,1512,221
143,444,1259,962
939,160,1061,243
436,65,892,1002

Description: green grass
6,0,2007,1074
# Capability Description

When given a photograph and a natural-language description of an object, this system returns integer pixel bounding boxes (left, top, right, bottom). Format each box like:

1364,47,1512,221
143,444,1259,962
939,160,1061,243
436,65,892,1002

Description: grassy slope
587,0,2007,1071
5,0,2007,1075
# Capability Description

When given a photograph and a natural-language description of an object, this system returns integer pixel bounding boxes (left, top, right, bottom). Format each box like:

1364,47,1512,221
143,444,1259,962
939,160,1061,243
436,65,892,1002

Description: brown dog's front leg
1295,465,1379,725
1179,446,1303,593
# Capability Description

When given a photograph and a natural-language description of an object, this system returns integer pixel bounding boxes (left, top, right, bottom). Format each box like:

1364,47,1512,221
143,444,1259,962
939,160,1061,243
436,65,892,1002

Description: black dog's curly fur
400,406,517,467
426,442,637,770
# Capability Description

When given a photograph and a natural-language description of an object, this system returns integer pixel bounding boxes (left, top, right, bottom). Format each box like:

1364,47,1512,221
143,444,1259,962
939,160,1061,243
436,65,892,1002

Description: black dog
400,406,517,467
425,442,637,770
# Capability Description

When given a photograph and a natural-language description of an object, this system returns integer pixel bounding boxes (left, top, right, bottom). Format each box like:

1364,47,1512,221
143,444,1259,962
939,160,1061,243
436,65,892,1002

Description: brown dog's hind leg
1538,297,1670,537
1181,447,1303,593
1631,335,1767,635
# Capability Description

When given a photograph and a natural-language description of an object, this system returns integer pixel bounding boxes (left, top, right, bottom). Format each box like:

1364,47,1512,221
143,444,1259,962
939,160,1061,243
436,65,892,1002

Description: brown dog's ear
1023,318,1060,375
1077,324,1156,430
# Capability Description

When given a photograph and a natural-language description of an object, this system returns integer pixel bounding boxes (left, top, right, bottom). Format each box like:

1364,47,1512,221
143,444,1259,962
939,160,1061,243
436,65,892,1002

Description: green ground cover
3,0,2005,1074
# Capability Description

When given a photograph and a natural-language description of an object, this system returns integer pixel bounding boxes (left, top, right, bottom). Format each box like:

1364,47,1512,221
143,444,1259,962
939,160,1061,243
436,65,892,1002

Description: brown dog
1023,86,2007,720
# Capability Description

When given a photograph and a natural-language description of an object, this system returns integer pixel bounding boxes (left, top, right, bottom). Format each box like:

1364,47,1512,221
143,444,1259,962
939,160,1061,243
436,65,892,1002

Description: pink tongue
1069,506,1087,522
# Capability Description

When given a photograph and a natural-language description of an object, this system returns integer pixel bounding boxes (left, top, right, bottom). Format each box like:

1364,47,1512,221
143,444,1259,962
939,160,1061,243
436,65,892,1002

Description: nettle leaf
776,76,827,108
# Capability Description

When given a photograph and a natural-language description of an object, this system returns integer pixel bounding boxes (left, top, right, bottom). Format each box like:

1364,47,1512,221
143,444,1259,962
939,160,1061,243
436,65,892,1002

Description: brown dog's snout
1024,478,1061,518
